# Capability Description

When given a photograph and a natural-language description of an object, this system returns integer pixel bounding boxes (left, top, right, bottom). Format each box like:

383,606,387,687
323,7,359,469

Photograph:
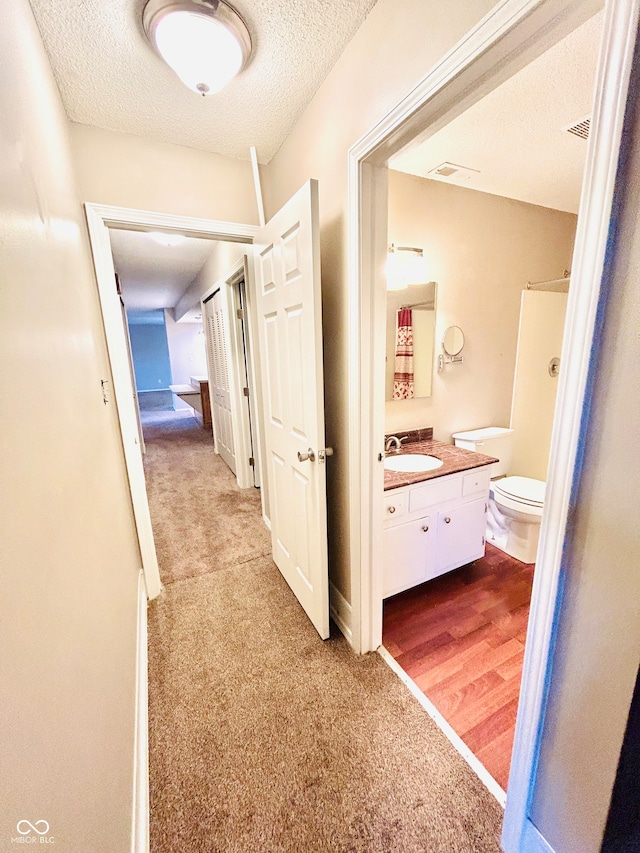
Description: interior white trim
85,205,162,601
84,203,259,601
378,647,506,807
329,581,352,644
224,262,256,489
243,254,271,522
238,255,264,491
348,0,603,655
131,570,149,853
503,1,640,848
347,0,637,851
86,203,260,241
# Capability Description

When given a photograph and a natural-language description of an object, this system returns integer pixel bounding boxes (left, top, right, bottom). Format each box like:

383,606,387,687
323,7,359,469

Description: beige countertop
383,438,498,491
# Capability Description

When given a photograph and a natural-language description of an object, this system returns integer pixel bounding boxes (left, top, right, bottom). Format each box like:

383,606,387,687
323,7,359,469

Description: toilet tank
451,427,514,477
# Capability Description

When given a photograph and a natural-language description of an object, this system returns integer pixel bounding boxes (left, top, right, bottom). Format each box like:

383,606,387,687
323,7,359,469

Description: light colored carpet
142,411,271,585
145,413,504,852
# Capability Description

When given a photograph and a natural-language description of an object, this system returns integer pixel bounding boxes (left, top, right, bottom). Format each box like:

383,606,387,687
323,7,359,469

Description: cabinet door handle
444,516,451,524
388,505,396,514
422,525,429,532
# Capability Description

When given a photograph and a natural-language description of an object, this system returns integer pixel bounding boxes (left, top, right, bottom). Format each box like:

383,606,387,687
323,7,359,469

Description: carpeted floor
142,410,271,585
145,412,504,852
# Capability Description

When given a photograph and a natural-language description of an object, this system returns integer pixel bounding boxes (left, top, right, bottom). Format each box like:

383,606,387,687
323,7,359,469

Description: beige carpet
142,410,271,585
145,413,504,852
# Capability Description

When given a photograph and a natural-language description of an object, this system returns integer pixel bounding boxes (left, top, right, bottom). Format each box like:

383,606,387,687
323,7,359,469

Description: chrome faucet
385,435,407,453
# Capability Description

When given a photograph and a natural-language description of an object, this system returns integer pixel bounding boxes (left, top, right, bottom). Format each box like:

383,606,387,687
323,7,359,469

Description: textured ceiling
390,10,603,214
109,228,217,311
28,0,378,162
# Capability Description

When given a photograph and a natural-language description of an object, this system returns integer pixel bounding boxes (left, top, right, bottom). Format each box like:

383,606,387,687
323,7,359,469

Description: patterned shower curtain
393,308,414,399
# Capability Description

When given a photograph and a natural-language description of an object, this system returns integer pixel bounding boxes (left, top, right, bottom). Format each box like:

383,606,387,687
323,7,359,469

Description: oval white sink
384,454,443,473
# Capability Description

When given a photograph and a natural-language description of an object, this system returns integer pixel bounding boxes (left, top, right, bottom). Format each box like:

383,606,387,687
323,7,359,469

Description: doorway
346,0,637,848
378,8,599,791
85,204,260,599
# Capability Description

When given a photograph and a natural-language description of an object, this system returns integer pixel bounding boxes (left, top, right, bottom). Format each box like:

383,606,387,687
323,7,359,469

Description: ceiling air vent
427,162,480,181
566,116,590,140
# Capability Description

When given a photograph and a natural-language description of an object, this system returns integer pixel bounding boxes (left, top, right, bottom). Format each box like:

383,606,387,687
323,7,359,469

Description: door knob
444,517,451,524
297,448,316,462
422,525,429,532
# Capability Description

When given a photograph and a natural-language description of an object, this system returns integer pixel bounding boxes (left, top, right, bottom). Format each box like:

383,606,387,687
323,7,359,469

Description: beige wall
386,171,577,442
529,67,640,851
174,241,245,320
0,2,142,850
510,290,568,480
263,0,498,599
70,123,259,224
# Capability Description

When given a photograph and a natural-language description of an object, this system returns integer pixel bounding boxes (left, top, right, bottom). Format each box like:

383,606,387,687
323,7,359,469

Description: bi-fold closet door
202,261,259,492
203,288,236,475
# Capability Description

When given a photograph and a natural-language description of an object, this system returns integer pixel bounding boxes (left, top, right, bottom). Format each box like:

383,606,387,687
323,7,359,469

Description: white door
253,179,330,639
203,289,236,474
120,296,145,455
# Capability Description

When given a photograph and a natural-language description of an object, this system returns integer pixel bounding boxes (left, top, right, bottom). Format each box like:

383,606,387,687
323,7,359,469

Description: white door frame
201,258,256,489
347,0,639,848
84,203,259,600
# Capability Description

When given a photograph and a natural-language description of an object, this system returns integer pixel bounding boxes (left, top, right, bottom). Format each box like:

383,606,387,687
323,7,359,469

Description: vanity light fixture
386,244,430,290
143,0,252,96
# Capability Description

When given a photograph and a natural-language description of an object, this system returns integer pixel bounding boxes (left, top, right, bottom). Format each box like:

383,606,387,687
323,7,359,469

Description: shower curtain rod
400,300,435,310
526,275,571,290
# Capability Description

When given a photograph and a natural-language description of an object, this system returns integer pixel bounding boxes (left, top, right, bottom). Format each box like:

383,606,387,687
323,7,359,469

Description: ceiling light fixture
148,231,187,247
386,244,430,290
143,0,252,96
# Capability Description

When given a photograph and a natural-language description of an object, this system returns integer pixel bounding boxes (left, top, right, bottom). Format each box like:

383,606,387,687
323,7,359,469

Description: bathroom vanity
383,434,497,598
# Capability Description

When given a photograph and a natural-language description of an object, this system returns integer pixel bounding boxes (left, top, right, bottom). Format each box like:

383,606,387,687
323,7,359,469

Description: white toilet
451,427,545,564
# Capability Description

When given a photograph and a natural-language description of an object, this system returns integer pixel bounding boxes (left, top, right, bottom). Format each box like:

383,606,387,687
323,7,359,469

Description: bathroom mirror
385,282,437,400
442,325,464,356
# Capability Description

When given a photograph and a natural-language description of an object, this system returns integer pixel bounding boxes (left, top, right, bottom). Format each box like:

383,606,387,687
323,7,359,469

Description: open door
253,179,330,639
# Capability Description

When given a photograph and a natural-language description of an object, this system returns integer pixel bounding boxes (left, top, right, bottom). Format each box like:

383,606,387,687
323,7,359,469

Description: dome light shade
143,0,252,96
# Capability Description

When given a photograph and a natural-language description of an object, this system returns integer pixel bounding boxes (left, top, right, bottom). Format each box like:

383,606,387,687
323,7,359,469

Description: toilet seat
492,476,545,514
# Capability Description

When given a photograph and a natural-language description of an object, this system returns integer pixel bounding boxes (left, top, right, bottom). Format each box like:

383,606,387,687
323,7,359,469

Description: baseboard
262,513,272,531
378,645,506,808
329,581,353,644
131,570,149,853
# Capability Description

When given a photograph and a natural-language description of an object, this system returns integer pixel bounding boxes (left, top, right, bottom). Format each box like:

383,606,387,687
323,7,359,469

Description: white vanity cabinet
383,466,491,598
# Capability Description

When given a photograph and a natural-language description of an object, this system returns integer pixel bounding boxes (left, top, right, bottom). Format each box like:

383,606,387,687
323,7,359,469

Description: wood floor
382,543,534,790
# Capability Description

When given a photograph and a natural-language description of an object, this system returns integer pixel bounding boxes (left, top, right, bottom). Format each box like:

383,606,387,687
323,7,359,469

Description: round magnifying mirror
442,325,464,356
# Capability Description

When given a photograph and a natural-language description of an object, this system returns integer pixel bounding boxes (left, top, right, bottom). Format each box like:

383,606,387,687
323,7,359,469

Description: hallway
144,413,504,852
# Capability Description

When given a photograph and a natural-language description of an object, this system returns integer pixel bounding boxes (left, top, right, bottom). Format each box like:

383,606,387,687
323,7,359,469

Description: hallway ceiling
28,0,378,163
109,228,217,312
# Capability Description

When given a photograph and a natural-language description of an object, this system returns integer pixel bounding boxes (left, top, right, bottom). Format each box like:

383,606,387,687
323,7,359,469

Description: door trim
348,0,604,650
131,569,149,853
84,203,259,600
346,0,638,849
